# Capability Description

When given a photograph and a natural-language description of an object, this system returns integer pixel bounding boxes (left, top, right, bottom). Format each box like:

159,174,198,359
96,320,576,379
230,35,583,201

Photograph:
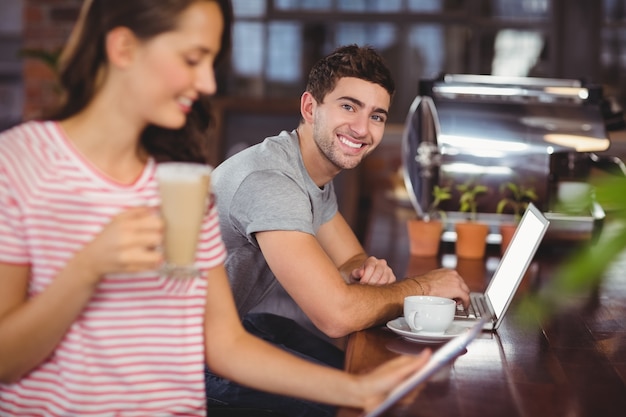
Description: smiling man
206,44,470,415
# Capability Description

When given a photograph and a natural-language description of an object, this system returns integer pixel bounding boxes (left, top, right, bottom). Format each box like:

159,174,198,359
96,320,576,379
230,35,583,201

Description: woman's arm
203,264,431,411
0,207,163,383
0,260,98,382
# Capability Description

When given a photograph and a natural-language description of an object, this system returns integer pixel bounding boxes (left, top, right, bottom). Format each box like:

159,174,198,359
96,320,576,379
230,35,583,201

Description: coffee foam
156,163,213,181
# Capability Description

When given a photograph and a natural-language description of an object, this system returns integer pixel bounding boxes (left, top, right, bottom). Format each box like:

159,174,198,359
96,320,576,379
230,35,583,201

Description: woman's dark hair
305,44,395,105
52,0,233,163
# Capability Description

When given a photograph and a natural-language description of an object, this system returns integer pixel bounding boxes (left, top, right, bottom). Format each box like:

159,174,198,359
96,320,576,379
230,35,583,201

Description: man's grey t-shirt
212,130,338,317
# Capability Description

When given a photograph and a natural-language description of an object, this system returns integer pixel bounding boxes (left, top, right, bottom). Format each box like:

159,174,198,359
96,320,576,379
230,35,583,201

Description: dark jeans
205,313,345,417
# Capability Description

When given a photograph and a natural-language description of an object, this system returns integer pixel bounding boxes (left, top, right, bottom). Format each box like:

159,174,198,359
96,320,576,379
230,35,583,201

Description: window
602,0,626,109
224,0,581,124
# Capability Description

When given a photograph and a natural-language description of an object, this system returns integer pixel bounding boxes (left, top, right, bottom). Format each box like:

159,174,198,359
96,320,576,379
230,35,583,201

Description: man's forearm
310,276,426,338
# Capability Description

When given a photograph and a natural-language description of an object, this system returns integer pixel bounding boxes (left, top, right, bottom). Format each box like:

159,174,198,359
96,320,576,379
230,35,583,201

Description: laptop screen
485,203,549,319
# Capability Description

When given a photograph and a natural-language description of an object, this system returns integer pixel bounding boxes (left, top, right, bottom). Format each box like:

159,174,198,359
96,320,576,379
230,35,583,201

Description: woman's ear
105,26,138,68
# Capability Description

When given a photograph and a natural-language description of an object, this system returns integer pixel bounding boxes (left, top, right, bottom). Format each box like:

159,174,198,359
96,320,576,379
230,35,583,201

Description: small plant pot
407,219,443,257
499,223,518,256
456,257,487,289
455,222,489,259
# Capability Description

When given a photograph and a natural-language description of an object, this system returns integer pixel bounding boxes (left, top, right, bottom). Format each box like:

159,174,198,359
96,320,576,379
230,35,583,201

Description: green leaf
18,48,61,72
515,175,626,326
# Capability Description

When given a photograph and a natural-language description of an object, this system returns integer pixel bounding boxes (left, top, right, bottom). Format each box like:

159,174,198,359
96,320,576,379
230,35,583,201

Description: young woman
0,1,431,415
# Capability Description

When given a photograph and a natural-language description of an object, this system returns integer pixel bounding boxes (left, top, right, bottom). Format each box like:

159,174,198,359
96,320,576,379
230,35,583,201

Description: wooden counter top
337,193,626,417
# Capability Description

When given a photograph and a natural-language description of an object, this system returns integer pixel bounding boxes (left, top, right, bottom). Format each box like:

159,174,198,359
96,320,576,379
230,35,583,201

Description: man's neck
296,125,340,188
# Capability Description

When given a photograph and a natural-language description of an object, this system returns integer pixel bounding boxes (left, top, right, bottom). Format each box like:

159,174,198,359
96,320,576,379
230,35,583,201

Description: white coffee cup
404,295,456,334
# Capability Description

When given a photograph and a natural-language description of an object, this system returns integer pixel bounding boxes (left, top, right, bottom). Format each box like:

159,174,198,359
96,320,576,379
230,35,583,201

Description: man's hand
349,256,397,285
411,268,471,307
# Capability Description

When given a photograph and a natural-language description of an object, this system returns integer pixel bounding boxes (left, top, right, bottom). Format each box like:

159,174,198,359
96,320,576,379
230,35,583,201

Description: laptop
361,319,486,417
454,202,550,330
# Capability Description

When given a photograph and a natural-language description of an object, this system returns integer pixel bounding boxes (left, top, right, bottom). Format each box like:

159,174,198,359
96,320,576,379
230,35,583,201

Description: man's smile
338,134,365,150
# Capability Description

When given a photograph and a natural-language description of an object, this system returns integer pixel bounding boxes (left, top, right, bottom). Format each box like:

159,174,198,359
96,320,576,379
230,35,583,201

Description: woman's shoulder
0,120,64,170
0,120,59,149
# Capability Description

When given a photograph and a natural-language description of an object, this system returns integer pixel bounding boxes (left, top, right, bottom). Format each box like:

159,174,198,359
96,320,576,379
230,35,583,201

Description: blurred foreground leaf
517,175,626,325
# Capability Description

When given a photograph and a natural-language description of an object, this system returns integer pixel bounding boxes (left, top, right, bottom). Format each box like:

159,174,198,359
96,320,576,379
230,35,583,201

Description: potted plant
454,179,489,259
496,181,539,254
406,184,451,257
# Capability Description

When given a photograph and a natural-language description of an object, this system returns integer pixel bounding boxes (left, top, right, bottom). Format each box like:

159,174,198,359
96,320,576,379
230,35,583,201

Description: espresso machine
402,74,626,243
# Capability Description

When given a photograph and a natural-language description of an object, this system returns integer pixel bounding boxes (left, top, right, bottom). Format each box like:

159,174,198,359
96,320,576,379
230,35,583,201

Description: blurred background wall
2,0,626,232
2,1,623,133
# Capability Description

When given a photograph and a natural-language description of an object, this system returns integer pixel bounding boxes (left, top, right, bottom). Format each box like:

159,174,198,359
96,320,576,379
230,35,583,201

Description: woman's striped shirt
0,121,226,416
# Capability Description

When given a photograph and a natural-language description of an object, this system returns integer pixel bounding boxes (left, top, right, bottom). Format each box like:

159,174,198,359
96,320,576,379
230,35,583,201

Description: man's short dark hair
305,44,395,104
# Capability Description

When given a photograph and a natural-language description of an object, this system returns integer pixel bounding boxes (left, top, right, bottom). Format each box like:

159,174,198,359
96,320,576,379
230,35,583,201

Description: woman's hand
356,350,432,412
79,207,164,282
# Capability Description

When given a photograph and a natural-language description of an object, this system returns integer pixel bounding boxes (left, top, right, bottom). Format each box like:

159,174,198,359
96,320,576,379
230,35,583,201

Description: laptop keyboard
456,294,484,318
456,302,477,318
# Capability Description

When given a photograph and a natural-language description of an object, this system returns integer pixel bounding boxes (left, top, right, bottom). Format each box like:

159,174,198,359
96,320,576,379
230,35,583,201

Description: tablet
361,318,486,417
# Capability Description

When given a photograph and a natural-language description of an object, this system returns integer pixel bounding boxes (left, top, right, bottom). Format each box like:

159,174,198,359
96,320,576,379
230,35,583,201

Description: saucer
386,317,468,344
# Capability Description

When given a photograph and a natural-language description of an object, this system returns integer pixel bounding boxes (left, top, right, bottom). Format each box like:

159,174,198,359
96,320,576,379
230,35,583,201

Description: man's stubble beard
312,117,366,171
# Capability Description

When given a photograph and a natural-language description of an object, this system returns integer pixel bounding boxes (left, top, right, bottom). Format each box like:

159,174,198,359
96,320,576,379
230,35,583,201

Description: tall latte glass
155,162,212,279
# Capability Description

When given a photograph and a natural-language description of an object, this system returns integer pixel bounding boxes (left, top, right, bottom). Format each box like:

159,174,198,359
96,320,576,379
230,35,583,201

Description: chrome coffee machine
402,74,626,243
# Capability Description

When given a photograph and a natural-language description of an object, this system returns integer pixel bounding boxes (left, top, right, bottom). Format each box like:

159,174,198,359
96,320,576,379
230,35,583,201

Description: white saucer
386,317,469,344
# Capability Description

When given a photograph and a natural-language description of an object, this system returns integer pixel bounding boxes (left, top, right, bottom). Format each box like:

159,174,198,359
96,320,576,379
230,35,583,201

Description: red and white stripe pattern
0,121,226,416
